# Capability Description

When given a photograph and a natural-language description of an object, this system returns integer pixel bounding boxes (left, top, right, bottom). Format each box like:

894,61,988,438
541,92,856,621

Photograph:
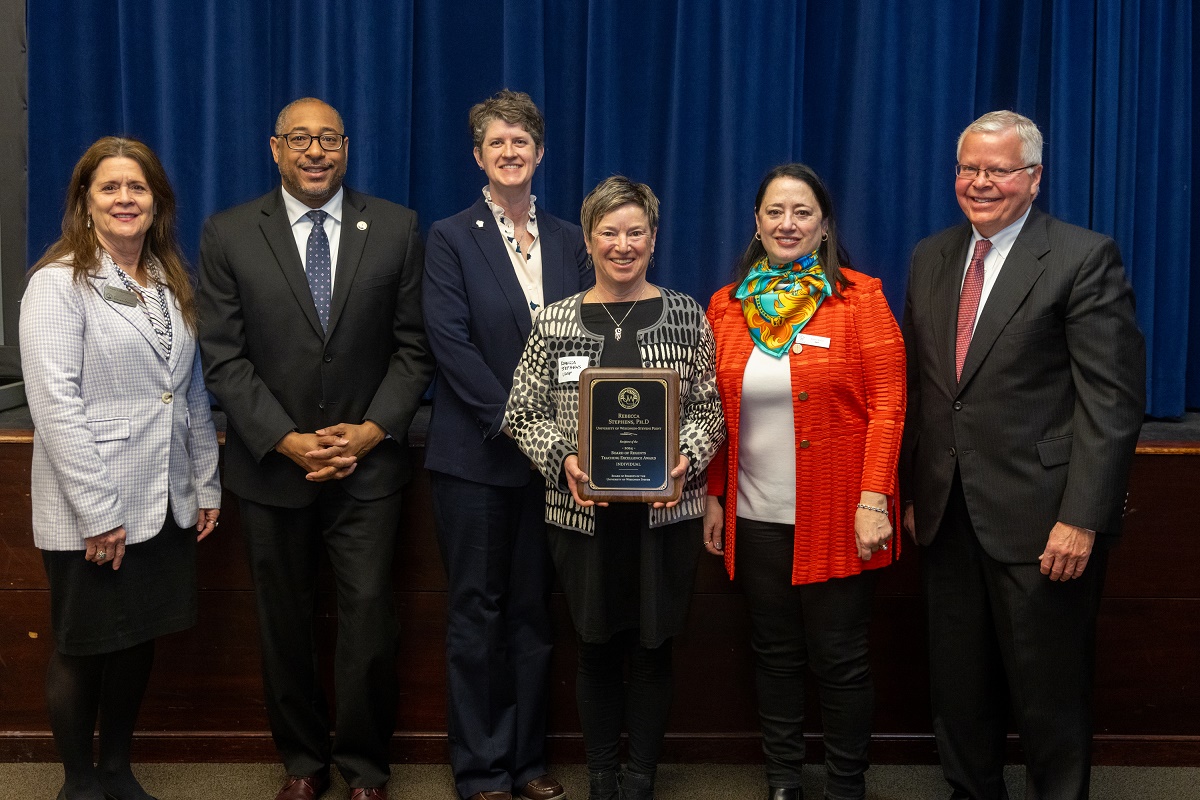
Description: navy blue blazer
423,196,591,486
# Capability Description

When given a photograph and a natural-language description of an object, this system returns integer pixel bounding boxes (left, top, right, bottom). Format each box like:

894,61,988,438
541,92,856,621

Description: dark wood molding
2,440,1198,765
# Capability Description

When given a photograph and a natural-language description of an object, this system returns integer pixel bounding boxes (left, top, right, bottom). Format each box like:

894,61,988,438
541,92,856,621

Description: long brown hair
31,136,197,331
731,163,854,300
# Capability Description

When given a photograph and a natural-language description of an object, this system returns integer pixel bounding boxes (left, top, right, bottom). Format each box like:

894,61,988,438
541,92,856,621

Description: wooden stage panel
1104,453,1200,598
1,438,1198,765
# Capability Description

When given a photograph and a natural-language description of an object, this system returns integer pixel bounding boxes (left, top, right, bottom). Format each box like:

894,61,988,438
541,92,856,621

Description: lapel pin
475,220,485,228
357,220,368,231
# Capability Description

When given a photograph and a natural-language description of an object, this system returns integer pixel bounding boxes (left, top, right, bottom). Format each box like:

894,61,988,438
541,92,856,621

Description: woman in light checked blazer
20,137,221,800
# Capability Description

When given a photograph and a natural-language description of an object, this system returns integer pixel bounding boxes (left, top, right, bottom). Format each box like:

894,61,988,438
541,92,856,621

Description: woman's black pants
736,517,877,800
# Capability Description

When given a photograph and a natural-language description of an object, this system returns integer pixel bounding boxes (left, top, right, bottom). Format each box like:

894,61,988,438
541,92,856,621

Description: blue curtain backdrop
27,0,1194,416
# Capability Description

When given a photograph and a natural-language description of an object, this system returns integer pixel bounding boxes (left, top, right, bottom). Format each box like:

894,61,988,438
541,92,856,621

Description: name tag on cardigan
558,356,590,383
103,286,139,307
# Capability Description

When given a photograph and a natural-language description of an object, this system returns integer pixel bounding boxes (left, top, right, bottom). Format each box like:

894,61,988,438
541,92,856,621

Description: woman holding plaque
506,176,724,800
423,89,590,800
703,163,905,800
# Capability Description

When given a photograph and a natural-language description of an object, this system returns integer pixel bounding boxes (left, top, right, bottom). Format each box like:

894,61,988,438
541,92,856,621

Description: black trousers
575,629,674,776
430,471,555,798
923,475,1108,800
736,518,876,800
240,485,403,789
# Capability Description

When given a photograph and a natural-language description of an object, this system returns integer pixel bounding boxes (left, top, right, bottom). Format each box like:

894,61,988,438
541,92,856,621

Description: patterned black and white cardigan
505,287,726,535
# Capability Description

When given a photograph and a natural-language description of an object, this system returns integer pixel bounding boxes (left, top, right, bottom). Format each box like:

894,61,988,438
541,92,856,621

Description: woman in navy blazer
21,137,221,800
422,90,591,800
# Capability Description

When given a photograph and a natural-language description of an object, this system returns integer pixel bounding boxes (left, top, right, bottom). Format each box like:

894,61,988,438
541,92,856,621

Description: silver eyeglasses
955,163,1037,182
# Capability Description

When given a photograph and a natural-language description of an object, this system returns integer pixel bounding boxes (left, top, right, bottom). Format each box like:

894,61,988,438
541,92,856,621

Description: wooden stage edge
1,732,1198,767
3,425,1199,766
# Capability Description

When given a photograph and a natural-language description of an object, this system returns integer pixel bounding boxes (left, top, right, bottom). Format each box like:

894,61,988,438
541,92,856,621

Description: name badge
795,333,831,349
558,356,590,383
103,286,139,307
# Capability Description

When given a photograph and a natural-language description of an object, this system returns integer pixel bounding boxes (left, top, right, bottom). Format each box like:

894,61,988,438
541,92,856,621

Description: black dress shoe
768,788,802,800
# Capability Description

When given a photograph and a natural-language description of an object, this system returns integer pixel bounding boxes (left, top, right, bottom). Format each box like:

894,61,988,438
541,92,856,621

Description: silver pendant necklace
599,295,640,341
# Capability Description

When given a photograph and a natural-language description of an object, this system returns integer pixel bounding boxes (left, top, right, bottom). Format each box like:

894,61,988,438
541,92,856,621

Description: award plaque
577,367,681,503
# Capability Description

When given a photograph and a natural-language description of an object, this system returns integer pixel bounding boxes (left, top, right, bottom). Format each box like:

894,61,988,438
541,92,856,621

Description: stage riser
1,444,1196,765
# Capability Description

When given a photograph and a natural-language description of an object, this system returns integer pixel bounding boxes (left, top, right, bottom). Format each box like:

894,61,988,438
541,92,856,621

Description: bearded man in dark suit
901,110,1145,800
198,97,432,800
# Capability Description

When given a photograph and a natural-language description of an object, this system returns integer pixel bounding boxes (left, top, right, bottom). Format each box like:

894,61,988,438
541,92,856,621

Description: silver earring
87,216,92,230
754,231,761,241
821,232,828,242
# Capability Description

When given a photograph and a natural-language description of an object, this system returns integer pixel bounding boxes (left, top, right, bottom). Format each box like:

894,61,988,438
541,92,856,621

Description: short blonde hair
580,176,660,239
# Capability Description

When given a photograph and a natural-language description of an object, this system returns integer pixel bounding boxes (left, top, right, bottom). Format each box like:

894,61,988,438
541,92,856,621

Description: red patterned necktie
955,238,991,381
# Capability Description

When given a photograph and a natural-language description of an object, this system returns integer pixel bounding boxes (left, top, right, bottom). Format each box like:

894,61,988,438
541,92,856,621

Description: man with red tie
901,111,1145,800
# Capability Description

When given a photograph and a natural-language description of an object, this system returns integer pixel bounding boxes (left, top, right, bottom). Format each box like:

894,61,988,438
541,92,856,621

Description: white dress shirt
962,204,1032,327
283,186,344,290
483,186,544,320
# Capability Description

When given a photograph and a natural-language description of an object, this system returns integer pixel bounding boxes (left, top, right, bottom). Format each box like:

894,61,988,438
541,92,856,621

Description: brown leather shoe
465,793,513,800
349,789,387,800
275,772,330,800
517,774,566,800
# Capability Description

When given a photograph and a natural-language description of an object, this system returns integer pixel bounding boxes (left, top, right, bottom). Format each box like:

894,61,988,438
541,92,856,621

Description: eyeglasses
275,133,346,151
955,163,1037,182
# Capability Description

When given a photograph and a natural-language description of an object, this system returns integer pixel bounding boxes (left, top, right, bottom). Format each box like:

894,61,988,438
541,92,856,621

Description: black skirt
41,516,198,656
548,503,702,648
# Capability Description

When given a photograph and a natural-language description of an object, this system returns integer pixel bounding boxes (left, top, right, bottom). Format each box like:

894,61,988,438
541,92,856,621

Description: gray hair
274,97,345,135
957,110,1043,166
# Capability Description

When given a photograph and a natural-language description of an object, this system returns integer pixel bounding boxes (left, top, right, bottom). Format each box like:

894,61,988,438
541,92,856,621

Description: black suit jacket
901,206,1145,562
422,197,590,486
197,186,433,507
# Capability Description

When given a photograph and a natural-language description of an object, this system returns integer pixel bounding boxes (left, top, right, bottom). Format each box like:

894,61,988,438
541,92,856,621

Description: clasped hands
275,421,386,482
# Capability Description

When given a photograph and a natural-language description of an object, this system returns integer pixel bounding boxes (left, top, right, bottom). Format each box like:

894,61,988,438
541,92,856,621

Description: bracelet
857,502,888,515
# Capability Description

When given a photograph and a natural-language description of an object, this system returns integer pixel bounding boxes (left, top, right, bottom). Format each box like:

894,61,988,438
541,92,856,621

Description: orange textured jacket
706,269,906,585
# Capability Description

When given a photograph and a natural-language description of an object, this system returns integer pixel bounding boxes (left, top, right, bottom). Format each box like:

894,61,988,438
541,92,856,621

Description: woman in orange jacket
703,163,906,800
